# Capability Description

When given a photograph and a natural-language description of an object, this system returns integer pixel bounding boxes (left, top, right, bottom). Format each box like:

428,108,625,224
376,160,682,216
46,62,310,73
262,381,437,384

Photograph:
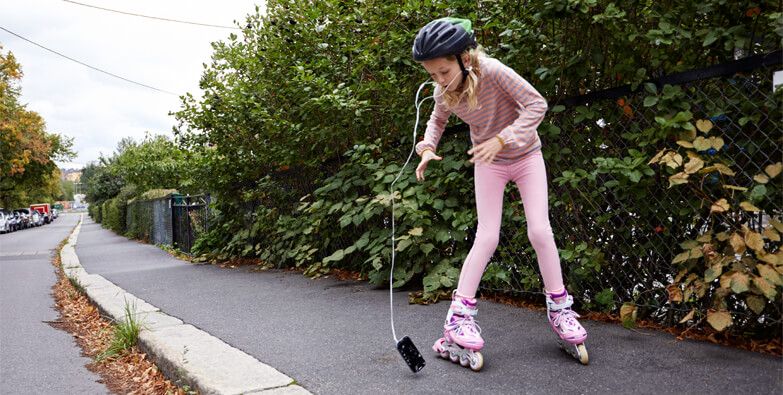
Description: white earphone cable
389,71,462,344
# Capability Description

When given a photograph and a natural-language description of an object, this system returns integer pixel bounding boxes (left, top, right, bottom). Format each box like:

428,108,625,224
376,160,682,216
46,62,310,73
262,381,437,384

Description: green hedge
176,1,782,336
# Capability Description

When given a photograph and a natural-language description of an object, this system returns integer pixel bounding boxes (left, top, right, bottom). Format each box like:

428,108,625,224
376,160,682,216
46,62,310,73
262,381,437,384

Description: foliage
197,135,476,287
101,185,138,234
0,45,75,208
648,116,782,332
96,302,142,362
83,135,189,234
140,189,177,200
114,134,189,193
83,159,125,204
59,179,75,201
89,200,103,223
174,0,783,336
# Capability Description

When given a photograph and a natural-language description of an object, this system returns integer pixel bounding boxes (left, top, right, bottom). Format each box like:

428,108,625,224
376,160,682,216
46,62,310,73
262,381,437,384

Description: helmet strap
456,55,469,82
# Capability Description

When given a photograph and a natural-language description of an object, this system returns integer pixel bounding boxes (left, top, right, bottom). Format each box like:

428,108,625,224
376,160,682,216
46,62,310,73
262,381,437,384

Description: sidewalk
73,216,781,394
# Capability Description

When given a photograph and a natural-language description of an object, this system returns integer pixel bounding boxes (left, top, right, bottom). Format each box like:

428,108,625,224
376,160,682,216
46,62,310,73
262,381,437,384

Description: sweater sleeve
415,95,451,156
489,61,548,150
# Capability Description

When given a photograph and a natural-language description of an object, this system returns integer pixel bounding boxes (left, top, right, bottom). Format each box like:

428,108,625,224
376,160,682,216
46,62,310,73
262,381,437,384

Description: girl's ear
462,53,471,69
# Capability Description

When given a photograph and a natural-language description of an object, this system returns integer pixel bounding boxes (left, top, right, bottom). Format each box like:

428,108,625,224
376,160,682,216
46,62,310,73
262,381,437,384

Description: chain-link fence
172,194,211,253
126,194,211,253
478,52,782,330
126,196,172,245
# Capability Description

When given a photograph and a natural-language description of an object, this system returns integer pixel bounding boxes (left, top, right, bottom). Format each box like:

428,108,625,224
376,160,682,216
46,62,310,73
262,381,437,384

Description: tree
82,134,191,204
59,179,75,201
0,45,74,208
114,134,189,193
82,158,124,203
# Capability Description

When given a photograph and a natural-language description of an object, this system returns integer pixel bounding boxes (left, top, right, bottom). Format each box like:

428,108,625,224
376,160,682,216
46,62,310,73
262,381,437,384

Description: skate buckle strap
457,306,478,317
548,294,574,311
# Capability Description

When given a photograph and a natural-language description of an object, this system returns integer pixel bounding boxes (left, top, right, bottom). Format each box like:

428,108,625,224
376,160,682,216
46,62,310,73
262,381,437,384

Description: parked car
0,211,11,233
30,210,42,226
10,212,22,231
31,203,52,224
14,209,31,229
52,208,59,219
1,209,20,232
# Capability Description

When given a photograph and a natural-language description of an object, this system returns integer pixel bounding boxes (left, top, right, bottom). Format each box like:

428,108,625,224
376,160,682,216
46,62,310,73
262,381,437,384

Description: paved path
0,213,107,394
74,216,782,394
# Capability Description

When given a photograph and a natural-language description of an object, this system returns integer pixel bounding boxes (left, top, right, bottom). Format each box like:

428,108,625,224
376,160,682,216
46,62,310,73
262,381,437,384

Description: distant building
66,172,81,183
59,168,82,182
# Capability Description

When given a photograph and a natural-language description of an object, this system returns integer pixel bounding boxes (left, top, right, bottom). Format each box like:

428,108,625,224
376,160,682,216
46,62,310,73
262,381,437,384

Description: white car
30,210,42,226
0,212,10,233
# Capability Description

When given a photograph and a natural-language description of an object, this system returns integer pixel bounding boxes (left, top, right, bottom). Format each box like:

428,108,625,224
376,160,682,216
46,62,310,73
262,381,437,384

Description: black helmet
412,18,477,61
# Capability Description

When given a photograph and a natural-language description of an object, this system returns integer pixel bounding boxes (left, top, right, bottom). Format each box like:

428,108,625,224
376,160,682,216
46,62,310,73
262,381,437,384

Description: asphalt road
73,216,782,394
0,213,107,394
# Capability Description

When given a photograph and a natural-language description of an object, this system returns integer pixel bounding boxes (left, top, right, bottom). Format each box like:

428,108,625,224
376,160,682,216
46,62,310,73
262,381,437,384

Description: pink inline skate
432,293,484,371
546,290,589,365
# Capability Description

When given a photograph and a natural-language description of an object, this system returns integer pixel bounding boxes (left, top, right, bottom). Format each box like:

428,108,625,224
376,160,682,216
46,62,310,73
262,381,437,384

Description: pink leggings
456,150,565,298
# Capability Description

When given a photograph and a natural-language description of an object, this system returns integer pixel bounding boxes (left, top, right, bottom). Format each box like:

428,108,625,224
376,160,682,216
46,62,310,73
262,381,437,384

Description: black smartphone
396,336,425,373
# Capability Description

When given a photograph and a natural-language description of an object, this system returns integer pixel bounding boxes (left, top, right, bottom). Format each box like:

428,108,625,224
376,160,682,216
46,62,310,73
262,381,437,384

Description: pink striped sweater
415,56,548,164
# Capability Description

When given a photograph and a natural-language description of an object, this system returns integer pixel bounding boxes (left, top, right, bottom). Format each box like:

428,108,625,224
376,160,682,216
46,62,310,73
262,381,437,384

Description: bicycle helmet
412,18,477,80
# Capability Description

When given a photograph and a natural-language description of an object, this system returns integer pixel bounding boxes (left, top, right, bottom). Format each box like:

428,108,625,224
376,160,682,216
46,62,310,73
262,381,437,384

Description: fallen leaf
667,283,683,302
679,308,696,324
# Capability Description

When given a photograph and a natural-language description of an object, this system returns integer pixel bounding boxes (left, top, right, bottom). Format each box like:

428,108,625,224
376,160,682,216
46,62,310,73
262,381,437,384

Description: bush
177,0,782,336
102,199,120,233
89,201,103,223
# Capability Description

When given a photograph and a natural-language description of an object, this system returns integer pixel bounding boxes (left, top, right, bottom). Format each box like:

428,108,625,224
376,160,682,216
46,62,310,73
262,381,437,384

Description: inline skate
432,293,484,371
546,290,588,365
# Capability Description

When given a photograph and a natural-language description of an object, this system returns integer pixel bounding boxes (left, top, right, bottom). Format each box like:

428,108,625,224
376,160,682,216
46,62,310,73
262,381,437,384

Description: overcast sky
1,0,265,169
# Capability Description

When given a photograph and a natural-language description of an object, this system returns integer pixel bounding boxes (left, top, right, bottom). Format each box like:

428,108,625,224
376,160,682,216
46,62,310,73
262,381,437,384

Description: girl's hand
468,136,504,164
416,150,442,181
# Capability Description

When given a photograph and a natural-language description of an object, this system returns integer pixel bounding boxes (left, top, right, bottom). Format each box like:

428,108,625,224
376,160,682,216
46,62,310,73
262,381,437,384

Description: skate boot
432,293,484,371
546,290,589,365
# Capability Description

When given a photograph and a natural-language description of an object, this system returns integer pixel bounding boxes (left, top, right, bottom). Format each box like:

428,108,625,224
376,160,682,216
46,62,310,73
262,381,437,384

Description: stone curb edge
60,214,311,395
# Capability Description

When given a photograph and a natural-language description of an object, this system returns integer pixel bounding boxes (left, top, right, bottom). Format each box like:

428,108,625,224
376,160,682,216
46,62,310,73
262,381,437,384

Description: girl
412,18,588,369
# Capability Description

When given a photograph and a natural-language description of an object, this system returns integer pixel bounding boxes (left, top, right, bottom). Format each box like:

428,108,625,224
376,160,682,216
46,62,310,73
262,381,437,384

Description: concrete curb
61,214,310,395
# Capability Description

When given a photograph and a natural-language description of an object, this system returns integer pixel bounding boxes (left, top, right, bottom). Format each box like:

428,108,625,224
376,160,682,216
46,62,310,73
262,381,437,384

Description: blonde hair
441,46,484,110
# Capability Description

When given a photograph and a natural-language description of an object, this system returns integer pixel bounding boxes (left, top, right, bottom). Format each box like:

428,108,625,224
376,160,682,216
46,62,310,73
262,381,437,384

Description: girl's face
421,56,467,92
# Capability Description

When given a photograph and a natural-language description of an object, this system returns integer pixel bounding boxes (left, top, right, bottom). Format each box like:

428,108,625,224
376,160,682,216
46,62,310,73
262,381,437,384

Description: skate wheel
433,338,447,358
459,354,469,367
577,344,589,365
449,351,459,363
469,352,484,372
